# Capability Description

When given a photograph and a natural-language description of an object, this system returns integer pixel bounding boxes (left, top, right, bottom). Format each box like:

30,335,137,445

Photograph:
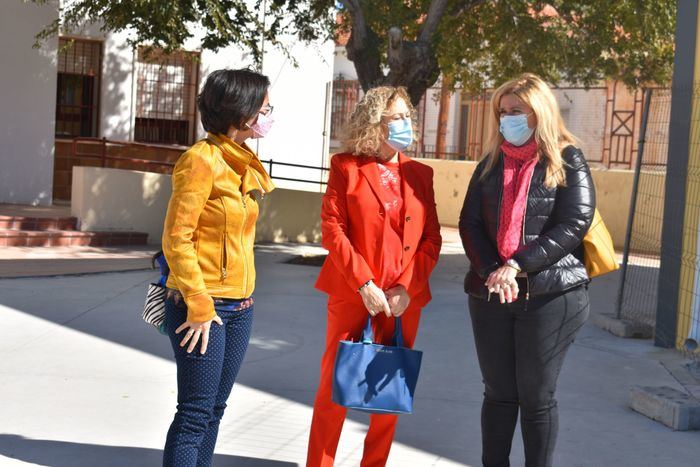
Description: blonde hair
482,73,578,188
341,86,417,156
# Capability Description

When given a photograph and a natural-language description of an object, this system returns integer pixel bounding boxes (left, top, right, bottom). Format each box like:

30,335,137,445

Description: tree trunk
434,75,453,159
341,0,449,107
342,0,478,106
345,27,384,91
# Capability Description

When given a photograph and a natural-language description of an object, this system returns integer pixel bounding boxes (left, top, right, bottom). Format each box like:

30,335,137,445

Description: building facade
0,1,335,206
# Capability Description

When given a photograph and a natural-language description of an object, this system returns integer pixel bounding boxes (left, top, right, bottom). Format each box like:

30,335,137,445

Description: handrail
70,137,176,168
65,137,329,185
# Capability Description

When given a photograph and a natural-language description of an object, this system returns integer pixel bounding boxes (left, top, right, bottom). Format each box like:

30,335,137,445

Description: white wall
72,166,171,243
192,35,335,192
256,38,335,191
333,45,357,79
71,165,323,245
0,1,58,206
553,88,607,163
102,31,137,141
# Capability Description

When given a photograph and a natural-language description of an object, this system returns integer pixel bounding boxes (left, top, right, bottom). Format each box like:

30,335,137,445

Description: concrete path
0,246,158,278
0,243,698,466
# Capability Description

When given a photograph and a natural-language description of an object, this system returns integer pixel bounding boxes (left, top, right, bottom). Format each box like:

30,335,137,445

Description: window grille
55,38,102,138
134,47,199,146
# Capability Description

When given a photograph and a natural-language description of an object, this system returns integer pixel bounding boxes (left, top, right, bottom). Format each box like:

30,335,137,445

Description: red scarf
497,138,539,261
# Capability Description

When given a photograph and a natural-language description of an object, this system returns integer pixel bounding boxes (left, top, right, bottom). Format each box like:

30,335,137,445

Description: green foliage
33,0,675,90
33,0,336,65
337,0,675,91
436,0,676,91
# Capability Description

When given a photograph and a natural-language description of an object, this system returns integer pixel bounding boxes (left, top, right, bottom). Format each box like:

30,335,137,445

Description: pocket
164,294,187,336
195,229,224,282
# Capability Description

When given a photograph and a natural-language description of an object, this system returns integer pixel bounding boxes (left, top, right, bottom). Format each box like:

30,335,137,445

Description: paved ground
0,203,72,218
0,203,157,278
0,241,698,466
0,246,158,278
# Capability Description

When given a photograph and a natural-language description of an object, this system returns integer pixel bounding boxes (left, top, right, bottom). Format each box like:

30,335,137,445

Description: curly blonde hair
341,86,417,156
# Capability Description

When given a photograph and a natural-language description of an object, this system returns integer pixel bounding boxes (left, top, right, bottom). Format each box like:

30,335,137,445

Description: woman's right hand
486,266,519,303
176,315,224,354
359,281,392,317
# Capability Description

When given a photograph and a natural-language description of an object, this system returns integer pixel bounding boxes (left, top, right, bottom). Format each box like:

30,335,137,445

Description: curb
591,312,653,339
629,385,700,430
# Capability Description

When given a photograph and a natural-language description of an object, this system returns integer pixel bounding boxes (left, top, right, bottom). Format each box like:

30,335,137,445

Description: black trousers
468,285,590,467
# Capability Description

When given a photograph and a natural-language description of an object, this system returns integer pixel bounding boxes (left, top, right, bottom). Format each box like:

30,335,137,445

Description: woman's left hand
486,266,519,303
176,316,224,354
385,285,410,317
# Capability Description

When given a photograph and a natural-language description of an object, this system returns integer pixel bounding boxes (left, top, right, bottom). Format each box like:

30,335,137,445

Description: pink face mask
248,112,274,139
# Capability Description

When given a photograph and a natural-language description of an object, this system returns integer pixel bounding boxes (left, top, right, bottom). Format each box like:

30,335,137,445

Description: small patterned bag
142,251,169,334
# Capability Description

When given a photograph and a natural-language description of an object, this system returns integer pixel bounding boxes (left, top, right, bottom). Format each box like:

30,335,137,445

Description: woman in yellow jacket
161,68,275,467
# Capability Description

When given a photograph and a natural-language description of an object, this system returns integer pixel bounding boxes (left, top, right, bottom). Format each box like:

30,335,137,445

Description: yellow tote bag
583,209,619,278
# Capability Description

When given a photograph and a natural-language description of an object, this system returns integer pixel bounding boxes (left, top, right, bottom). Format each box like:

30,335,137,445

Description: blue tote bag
332,317,423,414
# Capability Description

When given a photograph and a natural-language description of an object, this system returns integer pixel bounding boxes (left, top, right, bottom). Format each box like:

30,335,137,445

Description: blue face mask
386,118,413,151
500,114,535,146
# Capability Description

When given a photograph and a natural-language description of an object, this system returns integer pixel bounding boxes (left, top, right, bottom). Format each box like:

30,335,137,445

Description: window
330,79,361,140
55,38,102,138
135,47,199,146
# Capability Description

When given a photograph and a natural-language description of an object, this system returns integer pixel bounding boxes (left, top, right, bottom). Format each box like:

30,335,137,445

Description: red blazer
315,152,442,308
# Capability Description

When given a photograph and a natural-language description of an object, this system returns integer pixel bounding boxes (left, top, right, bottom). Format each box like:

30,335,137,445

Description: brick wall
53,139,184,201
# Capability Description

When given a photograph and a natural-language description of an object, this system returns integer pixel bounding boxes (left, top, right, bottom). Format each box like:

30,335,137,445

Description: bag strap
361,317,404,347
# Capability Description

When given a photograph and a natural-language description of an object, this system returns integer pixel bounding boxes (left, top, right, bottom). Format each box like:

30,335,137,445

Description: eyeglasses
382,112,411,123
260,105,274,116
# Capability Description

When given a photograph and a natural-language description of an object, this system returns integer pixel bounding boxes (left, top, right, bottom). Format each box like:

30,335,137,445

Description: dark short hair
197,69,270,134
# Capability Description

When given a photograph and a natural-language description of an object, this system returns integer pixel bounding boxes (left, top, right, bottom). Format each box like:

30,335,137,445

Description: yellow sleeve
162,149,217,323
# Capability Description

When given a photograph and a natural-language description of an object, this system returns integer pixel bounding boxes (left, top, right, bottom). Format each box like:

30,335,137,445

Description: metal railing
260,159,329,186
66,137,329,186
70,137,180,169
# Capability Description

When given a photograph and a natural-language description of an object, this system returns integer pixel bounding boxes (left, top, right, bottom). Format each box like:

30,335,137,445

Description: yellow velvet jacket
162,133,275,322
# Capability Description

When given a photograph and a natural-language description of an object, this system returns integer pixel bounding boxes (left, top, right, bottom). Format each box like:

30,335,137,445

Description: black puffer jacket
459,145,595,299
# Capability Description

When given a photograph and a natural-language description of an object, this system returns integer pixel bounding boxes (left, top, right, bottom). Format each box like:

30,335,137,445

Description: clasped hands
359,281,410,317
485,265,520,304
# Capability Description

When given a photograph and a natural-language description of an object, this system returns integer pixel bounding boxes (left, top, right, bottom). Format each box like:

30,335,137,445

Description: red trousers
306,295,422,467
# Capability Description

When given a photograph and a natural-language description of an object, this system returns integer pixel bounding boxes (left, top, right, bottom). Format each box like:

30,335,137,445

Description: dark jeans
468,285,590,467
162,294,254,467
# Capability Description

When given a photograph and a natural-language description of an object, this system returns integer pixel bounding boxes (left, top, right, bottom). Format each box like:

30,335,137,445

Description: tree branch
419,0,486,44
338,0,366,47
450,0,488,18
418,0,450,43
339,0,385,90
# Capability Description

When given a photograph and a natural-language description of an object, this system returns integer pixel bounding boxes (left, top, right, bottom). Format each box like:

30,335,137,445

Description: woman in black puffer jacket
459,73,594,467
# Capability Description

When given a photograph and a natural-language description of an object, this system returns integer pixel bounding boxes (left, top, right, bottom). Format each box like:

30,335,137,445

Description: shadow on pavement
0,434,299,467
0,248,484,464
6,248,689,466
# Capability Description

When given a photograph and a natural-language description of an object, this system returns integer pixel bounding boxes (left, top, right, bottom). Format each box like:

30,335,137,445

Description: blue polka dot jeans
162,292,254,467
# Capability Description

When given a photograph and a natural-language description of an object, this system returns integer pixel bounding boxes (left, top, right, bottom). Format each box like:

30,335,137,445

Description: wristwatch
505,259,522,273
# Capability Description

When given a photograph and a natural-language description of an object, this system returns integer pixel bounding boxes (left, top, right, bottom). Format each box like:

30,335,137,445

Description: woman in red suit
307,86,442,467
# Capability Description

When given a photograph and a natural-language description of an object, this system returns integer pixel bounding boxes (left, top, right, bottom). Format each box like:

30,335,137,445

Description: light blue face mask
500,114,535,146
386,118,413,151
